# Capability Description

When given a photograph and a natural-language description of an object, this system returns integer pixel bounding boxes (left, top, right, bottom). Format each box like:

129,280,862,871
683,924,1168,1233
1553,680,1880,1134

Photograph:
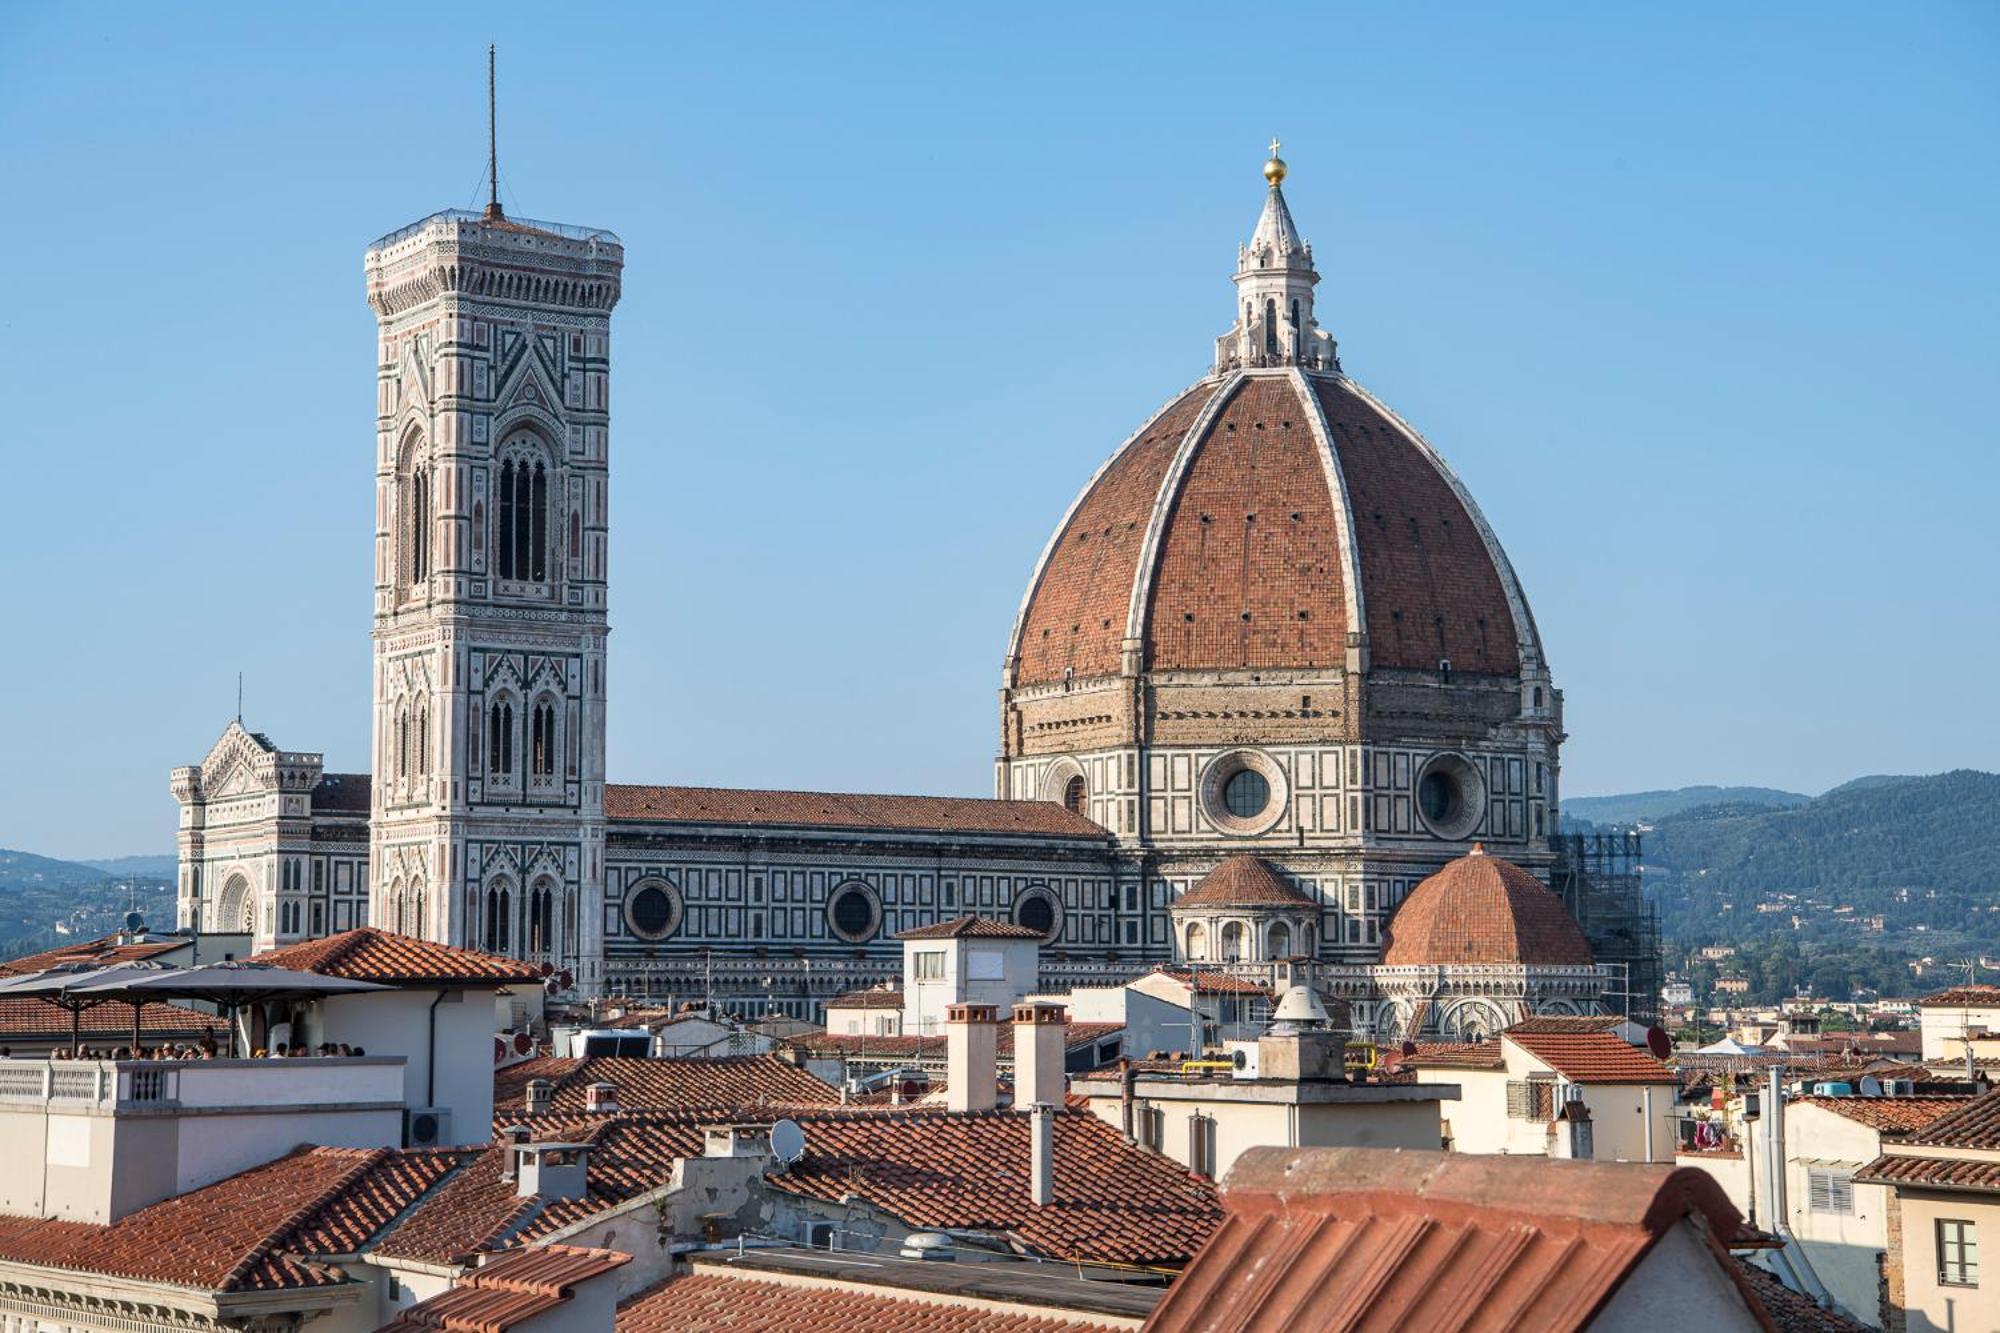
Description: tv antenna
485,45,503,220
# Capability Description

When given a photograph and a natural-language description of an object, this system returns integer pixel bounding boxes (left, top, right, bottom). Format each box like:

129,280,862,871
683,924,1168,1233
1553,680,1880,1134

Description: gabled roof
606,784,1107,838
1736,1261,1871,1333
1400,1041,1507,1072
1855,1153,2000,1193
1171,857,1316,910
896,915,1046,941
0,996,225,1043
765,1108,1219,1265
1505,1015,1624,1035
0,1145,462,1293
616,1270,1118,1332
1148,967,1273,997
1145,1147,1763,1333
827,984,904,1009
493,1055,838,1118
1895,1086,2000,1149
309,772,372,815
0,933,188,976
394,1105,1216,1269
1791,1096,1974,1136
1919,984,2000,1008
1381,848,1594,968
1506,1030,1677,1084
382,1244,630,1331
253,928,544,986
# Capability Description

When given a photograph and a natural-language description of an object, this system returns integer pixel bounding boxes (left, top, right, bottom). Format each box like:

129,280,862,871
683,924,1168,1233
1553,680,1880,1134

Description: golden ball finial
1264,136,1287,185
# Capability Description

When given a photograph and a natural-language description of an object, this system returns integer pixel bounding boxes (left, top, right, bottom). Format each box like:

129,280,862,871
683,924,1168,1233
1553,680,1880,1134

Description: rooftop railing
0,1056,405,1112
367,209,621,252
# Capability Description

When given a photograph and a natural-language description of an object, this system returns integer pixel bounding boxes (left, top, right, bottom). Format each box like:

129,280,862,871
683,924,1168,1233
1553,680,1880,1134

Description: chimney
498,1124,529,1181
524,1078,554,1116
1029,1101,1055,1207
516,1142,589,1200
1550,1086,1594,1160
584,1080,618,1114
946,1003,1001,1113
1012,1003,1068,1109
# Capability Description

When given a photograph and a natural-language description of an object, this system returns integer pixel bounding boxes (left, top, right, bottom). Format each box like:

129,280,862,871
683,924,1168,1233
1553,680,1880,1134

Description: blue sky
1,4,1994,858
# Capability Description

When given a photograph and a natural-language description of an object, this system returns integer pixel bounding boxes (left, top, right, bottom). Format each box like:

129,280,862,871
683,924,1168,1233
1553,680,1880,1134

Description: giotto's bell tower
363,188,622,990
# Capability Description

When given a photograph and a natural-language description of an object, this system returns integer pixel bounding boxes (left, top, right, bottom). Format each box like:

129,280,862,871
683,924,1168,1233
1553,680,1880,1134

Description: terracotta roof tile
1013,381,1222,685
827,984,904,1009
897,915,1047,940
1145,1147,1757,1333
1171,857,1314,910
1506,1030,1676,1084
1144,378,1352,672
765,1108,1219,1265
253,927,544,986
1736,1261,1870,1332
382,1244,631,1331
1855,1152,2000,1192
1401,1041,1507,1071
617,1271,1118,1332
493,1055,837,1117
1381,848,1594,968
1895,1086,2000,1149
606,785,1107,838
1918,984,2000,1008
0,1145,452,1292
0,934,187,976
1312,378,1521,674
0,996,226,1043
1149,967,1273,997
1505,1015,1624,1034
1791,1096,1974,1136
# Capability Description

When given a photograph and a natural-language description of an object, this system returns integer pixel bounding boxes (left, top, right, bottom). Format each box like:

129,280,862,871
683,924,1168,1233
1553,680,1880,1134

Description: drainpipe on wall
426,989,445,1108
1764,1067,1835,1309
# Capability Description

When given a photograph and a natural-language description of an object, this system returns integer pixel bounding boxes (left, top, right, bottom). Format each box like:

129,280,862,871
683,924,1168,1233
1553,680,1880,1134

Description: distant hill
1563,785,1810,827
0,848,175,961
1642,770,2000,1000
76,854,179,878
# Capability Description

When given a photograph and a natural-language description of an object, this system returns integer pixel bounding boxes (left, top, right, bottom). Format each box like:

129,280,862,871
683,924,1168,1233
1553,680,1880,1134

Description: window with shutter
1507,1081,1531,1119
1807,1168,1855,1216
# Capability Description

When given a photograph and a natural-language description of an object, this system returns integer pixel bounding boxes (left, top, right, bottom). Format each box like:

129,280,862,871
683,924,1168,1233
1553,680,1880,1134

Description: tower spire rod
486,45,501,219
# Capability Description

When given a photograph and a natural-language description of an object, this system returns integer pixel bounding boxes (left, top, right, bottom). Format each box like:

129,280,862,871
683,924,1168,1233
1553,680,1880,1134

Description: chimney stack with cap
1550,1086,1594,1160
584,1080,619,1115
947,1003,1001,1113
498,1124,530,1181
1029,1101,1055,1207
524,1078,554,1116
1012,1003,1068,1109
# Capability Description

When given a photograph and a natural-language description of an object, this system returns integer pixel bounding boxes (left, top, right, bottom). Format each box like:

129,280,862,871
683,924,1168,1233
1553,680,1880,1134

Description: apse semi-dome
1379,845,1593,968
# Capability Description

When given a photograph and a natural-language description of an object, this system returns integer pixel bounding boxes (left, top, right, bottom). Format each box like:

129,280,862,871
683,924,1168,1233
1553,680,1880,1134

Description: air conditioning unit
1887,1078,1917,1097
406,1107,452,1148
1227,1041,1261,1080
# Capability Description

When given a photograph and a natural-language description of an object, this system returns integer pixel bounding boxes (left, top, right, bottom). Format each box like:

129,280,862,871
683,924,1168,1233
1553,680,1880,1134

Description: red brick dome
1006,370,1540,687
1380,846,1593,967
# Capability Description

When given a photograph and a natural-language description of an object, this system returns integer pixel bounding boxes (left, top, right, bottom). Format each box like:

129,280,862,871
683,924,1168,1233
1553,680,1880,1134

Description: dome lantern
1217,143,1338,374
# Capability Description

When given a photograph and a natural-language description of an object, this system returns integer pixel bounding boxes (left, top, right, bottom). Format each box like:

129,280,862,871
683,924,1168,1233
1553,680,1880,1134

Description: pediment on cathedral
494,352,562,422
198,721,278,797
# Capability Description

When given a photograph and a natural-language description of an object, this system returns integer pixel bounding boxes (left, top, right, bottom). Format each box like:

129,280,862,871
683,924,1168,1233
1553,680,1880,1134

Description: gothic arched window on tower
489,699,516,782
530,699,557,780
1264,299,1278,357
529,880,553,954
496,445,552,585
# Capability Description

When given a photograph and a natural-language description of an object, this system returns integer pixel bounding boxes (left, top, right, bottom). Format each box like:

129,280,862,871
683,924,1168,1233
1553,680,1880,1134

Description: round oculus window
1200,749,1287,835
827,883,880,942
624,880,682,941
1222,769,1270,819
1414,753,1486,841
1014,889,1060,940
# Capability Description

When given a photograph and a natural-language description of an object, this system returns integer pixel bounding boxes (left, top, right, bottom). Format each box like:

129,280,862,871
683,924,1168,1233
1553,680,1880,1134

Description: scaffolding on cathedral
1550,831,1662,1025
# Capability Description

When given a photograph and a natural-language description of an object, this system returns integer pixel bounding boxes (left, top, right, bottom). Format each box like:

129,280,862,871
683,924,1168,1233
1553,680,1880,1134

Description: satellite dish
1400,1040,1418,1058
513,1031,534,1055
1646,1026,1673,1059
558,969,575,990
540,961,555,977
770,1118,808,1166
124,911,147,934
1860,1075,1883,1097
